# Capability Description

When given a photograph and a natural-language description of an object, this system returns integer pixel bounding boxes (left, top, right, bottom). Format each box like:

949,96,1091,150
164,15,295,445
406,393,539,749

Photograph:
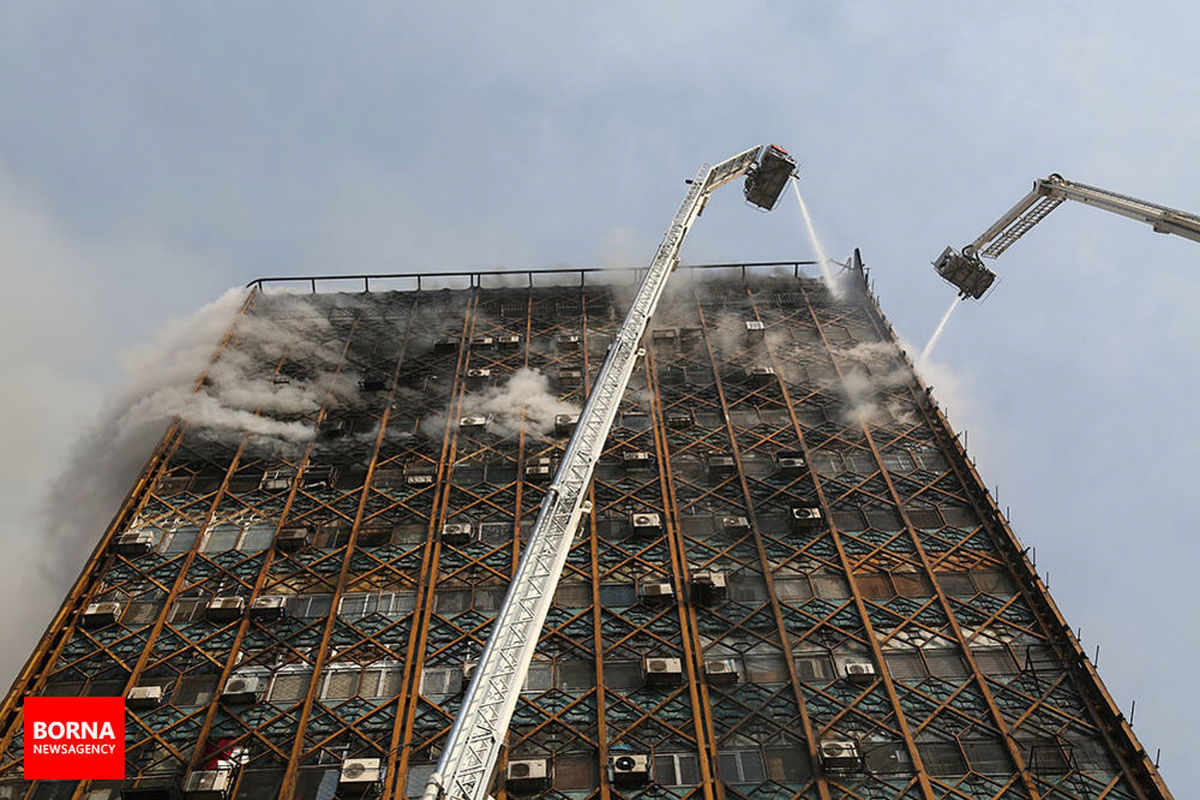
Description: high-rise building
0,261,1173,800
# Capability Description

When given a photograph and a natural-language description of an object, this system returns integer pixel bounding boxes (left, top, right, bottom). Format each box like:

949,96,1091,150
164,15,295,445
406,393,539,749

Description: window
793,653,836,682
357,525,393,547
393,524,426,545
963,739,1010,774
763,747,809,781
892,572,933,597
719,749,766,783
200,525,241,552
240,524,275,551
602,660,643,690
598,583,636,607
855,573,893,598
122,602,160,626
168,597,206,624
291,594,334,619
865,743,911,775
883,651,927,680
971,570,1015,595
555,581,591,608
774,575,812,602
557,660,595,691
729,573,768,603
925,650,968,678
743,652,788,685
320,670,358,701
917,741,966,776
655,752,700,786
479,521,511,544
523,661,554,693
267,670,312,703
339,591,416,618
174,675,219,706
934,572,977,596
435,589,471,614
885,649,968,680
972,648,1018,675
1020,740,1070,774
554,752,598,790
811,573,850,600
474,586,506,611
421,666,462,696
360,665,403,698
162,526,200,554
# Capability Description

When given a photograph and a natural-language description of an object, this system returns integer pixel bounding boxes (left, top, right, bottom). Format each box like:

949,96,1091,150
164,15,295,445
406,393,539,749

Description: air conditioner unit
629,512,663,535
405,473,434,486
524,457,553,482
745,320,766,333
302,465,337,489
116,531,155,556
205,597,246,622
703,658,740,685
643,657,683,685
844,661,877,685
747,365,776,382
496,334,521,350
318,418,351,440
721,515,750,531
505,758,550,793
777,455,807,474
818,739,861,771
554,414,579,435
466,368,492,379
471,336,494,348
126,685,165,709
666,411,694,429
640,582,674,604
275,526,309,551
338,758,383,793
434,337,458,353
690,571,728,605
622,451,654,470
459,415,489,429
557,368,582,387
82,602,121,628
707,454,736,475
791,506,824,529
249,595,289,620
260,472,292,492
359,375,388,392
557,334,581,350
182,768,235,800
608,752,651,786
220,675,263,705
441,522,474,544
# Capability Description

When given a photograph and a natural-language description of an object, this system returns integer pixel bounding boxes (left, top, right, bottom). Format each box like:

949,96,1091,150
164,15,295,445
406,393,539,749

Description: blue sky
1,2,1196,792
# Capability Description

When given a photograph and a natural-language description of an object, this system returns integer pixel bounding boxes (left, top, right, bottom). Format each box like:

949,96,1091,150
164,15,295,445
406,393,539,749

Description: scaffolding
0,261,1172,800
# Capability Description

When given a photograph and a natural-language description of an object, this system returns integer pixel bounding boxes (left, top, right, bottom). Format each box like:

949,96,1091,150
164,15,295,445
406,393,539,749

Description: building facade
0,262,1172,800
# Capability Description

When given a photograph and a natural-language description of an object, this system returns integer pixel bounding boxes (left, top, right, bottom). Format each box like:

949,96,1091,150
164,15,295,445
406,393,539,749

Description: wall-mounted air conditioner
690,571,728,605
126,685,165,709
441,522,474,545
629,513,663,536
204,597,246,622
182,768,235,800
844,661,877,685
818,739,861,771
81,602,121,628
608,752,650,786
791,506,824,529
643,657,683,685
249,596,289,620
275,526,309,551
338,758,383,793
703,659,740,685
115,531,155,556
640,582,674,604
505,758,550,792
220,675,263,705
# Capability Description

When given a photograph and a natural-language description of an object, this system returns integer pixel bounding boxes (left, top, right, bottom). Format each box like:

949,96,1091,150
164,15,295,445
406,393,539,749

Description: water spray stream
920,295,961,363
790,177,837,294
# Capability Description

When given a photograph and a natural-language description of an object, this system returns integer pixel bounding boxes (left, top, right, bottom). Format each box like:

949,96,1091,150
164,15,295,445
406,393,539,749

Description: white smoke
424,367,581,439
829,341,916,426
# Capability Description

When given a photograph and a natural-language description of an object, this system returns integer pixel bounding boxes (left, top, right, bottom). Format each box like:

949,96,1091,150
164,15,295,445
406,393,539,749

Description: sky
1,1,1196,792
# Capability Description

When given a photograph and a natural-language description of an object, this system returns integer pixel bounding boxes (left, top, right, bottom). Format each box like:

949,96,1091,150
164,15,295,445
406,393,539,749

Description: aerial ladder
421,144,796,800
933,173,1200,299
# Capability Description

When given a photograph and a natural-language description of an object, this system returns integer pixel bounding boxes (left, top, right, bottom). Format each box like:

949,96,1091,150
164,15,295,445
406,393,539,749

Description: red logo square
24,696,125,780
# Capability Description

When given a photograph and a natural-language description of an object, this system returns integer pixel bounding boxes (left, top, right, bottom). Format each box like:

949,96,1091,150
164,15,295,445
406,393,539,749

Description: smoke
423,368,581,439
827,341,917,426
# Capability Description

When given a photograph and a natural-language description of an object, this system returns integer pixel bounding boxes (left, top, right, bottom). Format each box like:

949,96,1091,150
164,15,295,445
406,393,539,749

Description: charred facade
0,262,1171,800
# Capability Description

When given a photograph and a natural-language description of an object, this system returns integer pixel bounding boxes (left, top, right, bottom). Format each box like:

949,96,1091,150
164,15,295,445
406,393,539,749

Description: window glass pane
917,742,966,776
972,648,1018,675
201,526,240,552
436,589,470,614
554,753,597,790
935,572,977,596
169,598,204,623
122,602,160,626
241,525,275,551
393,524,426,545
294,594,333,619
523,662,553,693
729,573,767,603
926,650,968,678
963,739,1011,774
603,661,643,690
764,747,809,781
865,744,911,775
884,651,927,680
174,675,219,706
654,753,699,786
388,591,417,614
743,653,788,684
339,593,372,618
421,667,461,696
855,573,893,598
971,570,1016,595
475,586,506,611
774,576,812,601
811,574,850,600
321,671,358,701
598,583,636,607
793,654,835,682
555,582,592,608
267,671,311,703
479,521,511,544
892,572,933,597
557,660,594,691
164,527,199,554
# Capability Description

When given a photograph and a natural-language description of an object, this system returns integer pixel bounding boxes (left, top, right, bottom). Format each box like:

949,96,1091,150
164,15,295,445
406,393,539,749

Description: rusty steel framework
0,261,1173,800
